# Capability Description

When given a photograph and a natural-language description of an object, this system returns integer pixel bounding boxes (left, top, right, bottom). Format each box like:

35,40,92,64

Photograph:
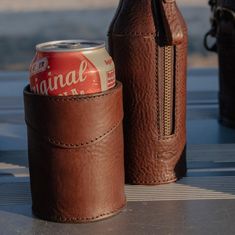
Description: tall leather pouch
205,0,235,127
23,82,126,223
108,0,188,185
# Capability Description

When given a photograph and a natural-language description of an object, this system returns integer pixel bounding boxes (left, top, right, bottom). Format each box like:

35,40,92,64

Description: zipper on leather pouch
153,0,182,137
163,45,175,136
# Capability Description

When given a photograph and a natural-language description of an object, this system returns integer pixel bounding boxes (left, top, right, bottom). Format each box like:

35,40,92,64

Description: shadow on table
0,204,137,235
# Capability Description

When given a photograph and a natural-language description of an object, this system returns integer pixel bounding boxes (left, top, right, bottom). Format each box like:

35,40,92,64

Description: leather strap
160,0,184,45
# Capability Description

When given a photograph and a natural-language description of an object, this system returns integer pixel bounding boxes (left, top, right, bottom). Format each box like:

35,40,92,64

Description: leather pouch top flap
159,0,184,45
24,82,123,148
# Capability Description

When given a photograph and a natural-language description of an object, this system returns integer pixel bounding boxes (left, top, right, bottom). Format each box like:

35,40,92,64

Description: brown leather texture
161,0,184,45
23,82,126,223
108,0,187,185
216,0,235,127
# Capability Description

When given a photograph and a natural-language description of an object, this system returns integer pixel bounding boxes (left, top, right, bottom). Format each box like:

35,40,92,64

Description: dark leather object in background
108,0,188,185
24,82,126,223
218,0,235,11
217,0,235,127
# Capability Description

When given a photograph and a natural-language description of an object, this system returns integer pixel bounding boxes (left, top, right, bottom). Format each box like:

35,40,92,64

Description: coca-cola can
29,40,116,96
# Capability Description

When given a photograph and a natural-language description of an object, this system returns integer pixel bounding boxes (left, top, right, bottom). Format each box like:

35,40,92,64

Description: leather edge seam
130,177,177,185
25,119,123,148
108,33,156,37
33,201,126,223
24,85,120,102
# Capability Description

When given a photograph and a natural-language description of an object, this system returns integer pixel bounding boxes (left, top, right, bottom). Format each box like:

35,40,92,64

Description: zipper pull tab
161,0,184,45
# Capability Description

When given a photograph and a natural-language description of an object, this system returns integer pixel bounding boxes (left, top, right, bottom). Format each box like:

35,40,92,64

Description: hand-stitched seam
131,177,177,184
25,120,122,148
161,133,176,140
175,44,180,134
48,121,121,147
154,37,159,139
32,87,120,102
34,201,126,222
110,32,156,37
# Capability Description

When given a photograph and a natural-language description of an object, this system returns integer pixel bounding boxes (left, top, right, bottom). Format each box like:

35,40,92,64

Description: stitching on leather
26,120,121,148
155,44,160,139
39,87,120,102
110,32,156,37
175,39,187,136
161,133,176,140
131,176,177,184
34,202,126,222
48,121,121,147
175,45,179,134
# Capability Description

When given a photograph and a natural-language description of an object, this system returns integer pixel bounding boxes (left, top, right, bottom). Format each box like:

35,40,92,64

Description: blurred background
0,0,216,71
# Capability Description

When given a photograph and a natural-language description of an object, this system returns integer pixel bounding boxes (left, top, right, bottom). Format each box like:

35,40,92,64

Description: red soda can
29,40,116,96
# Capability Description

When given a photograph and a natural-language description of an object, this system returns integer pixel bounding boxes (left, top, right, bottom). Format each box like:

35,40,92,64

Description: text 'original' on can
29,40,116,96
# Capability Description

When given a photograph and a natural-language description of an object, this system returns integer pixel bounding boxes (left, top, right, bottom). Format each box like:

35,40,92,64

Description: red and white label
30,58,48,76
29,48,115,96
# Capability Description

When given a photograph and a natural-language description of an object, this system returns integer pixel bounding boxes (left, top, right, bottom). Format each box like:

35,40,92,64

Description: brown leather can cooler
23,82,126,223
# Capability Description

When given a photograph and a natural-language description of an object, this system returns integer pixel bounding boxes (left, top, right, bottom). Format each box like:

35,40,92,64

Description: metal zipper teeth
163,46,174,136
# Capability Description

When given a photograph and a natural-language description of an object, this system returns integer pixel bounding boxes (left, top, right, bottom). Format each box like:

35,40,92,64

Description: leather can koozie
205,0,235,128
23,82,126,223
108,0,187,185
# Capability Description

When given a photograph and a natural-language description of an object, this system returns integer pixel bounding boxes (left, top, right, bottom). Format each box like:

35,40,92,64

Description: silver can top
36,40,105,52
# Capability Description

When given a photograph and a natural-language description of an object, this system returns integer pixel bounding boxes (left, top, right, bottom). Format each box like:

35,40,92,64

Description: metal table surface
1,69,235,235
